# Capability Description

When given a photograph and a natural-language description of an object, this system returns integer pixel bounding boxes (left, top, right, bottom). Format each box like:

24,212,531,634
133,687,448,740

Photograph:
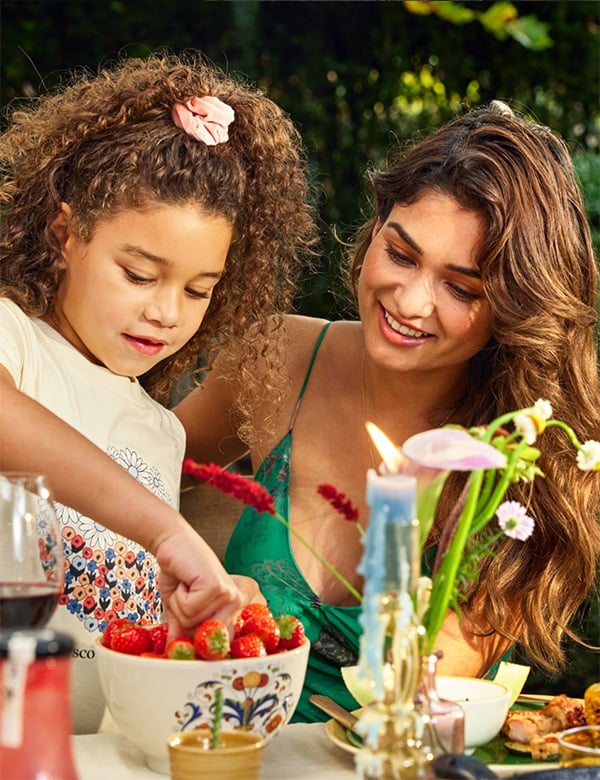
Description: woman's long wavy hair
0,51,318,406
345,101,600,673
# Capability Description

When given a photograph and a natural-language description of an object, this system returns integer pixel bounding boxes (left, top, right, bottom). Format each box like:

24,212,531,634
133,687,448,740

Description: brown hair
346,101,600,673
0,51,318,404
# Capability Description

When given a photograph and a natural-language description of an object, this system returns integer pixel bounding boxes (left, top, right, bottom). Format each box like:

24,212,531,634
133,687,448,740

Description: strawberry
193,619,230,661
235,603,273,637
230,633,267,658
102,617,133,648
165,637,195,660
147,623,168,655
111,625,152,656
238,612,280,653
240,603,273,621
275,614,306,651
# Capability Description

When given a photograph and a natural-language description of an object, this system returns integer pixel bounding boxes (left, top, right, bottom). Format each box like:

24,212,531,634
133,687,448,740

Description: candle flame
366,421,408,473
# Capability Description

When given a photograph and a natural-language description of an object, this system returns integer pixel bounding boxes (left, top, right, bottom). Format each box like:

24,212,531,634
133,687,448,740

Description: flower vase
415,651,465,757
355,590,434,780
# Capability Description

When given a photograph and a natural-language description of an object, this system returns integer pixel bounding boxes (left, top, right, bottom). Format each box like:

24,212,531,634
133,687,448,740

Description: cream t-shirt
0,298,185,733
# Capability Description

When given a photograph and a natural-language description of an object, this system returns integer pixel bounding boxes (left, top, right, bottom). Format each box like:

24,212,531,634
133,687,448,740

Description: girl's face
50,203,232,377
358,191,493,381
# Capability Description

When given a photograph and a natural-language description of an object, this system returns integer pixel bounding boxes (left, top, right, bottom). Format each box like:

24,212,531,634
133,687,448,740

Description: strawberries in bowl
96,608,309,775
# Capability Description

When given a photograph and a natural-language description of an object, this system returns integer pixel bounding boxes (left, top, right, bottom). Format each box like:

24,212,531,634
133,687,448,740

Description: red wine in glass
0,473,63,629
0,583,60,629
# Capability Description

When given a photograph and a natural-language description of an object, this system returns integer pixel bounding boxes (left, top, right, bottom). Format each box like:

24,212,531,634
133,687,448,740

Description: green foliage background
2,0,599,694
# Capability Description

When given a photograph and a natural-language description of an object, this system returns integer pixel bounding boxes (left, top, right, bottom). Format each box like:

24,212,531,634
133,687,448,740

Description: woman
175,101,600,722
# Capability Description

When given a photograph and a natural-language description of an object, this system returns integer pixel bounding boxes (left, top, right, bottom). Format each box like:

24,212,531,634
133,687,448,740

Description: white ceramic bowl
341,665,510,753
436,675,511,752
96,637,310,774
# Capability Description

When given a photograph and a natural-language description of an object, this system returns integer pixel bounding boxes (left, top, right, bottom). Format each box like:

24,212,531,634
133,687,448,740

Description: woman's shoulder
282,314,360,350
279,315,362,382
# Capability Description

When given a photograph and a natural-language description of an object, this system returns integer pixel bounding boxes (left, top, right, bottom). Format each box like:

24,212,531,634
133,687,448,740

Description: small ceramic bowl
435,676,511,752
96,637,309,774
341,665,511,753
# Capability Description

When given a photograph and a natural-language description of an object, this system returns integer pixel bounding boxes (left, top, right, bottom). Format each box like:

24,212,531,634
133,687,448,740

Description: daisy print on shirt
56,447,167,634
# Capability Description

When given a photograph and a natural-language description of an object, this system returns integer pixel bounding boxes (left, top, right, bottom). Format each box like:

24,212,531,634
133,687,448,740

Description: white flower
496,501,535,541
514,412,538,445
77,516,118,550
532,399,553,420
514,400,553,445
576,440,600,471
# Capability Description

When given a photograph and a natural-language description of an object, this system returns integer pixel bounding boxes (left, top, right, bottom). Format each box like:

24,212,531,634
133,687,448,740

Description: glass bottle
0,628,79,779
416,650,465,756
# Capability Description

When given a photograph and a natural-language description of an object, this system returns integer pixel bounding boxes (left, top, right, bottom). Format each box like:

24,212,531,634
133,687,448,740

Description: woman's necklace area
360,351,453,470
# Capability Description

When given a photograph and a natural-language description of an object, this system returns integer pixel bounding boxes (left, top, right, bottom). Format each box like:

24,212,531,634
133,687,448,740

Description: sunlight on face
51,203,232,377
358,191,493,380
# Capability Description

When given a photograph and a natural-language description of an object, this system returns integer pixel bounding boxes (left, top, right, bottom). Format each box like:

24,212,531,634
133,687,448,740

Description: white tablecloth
73,725,534,780
73,723,358,780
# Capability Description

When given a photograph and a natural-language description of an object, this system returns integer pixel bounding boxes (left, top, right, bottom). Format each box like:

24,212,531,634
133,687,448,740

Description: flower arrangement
182,399,599,652
182,461,363,603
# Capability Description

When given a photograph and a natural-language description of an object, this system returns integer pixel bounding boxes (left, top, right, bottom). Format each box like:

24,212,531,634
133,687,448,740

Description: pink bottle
416,650,466,756
0,629,79,779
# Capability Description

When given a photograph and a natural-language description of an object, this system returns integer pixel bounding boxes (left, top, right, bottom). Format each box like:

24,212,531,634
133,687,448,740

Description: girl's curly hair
345,101,600,675
0,50,319,408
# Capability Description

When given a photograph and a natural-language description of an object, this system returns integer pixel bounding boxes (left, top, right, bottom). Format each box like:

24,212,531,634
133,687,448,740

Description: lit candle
356,424,419,699
364,468,418,593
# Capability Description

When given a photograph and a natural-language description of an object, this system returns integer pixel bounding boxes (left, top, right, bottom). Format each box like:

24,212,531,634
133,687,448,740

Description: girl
0,51,317,732
176,101,600,722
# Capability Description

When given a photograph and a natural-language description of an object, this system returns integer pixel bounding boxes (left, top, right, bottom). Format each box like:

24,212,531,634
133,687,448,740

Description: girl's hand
155,525,263,637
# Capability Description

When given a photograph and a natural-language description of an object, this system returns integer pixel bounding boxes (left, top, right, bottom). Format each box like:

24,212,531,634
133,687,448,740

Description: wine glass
0,472,64,629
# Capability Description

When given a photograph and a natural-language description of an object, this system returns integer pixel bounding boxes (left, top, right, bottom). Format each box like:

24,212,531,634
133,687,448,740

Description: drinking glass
0,473,63,629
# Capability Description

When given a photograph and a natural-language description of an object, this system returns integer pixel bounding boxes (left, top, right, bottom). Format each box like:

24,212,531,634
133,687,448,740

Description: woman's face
358,191,493,381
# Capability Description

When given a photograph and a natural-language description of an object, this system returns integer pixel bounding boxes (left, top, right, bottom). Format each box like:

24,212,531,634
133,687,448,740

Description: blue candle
356,468,418,698
364,468,418,593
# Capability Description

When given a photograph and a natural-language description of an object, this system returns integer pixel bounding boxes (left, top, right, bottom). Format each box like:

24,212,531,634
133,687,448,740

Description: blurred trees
2,0,599,692
2,1,598,314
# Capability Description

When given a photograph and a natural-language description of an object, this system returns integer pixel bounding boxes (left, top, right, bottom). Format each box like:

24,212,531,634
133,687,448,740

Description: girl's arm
0,367,261,632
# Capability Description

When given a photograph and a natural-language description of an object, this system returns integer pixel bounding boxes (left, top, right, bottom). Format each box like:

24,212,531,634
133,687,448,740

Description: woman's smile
358,191,493,378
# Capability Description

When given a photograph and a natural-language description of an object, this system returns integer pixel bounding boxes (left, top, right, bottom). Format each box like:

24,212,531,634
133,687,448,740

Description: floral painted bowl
95,636,309,774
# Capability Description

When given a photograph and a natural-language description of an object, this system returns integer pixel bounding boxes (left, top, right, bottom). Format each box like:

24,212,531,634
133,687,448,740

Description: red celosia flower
317,483,360,522
182,460,276,515
182,460,362,603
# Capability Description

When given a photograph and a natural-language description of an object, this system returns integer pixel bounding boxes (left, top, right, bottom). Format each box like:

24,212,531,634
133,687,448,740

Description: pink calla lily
402,428,507,471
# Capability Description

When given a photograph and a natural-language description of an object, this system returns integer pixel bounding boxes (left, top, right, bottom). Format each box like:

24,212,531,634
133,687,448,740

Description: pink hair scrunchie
171,95,235,146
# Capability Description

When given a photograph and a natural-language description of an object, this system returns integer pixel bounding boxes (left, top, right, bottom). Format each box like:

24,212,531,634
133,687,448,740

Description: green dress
224,323,362,723
224,322,505,722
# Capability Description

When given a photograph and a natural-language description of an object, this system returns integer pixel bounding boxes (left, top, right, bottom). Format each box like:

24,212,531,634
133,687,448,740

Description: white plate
324,717,553,776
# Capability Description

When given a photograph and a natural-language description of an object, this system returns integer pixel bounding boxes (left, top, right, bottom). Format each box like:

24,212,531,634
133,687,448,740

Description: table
73,724,535,779
73,723,357,779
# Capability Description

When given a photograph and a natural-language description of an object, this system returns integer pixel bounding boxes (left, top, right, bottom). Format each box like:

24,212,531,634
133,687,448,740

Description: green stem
423,469,484,648
476,467,497,509
273,513,363,603
546,419,582,448
470,439,529,534
211,688,223,750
